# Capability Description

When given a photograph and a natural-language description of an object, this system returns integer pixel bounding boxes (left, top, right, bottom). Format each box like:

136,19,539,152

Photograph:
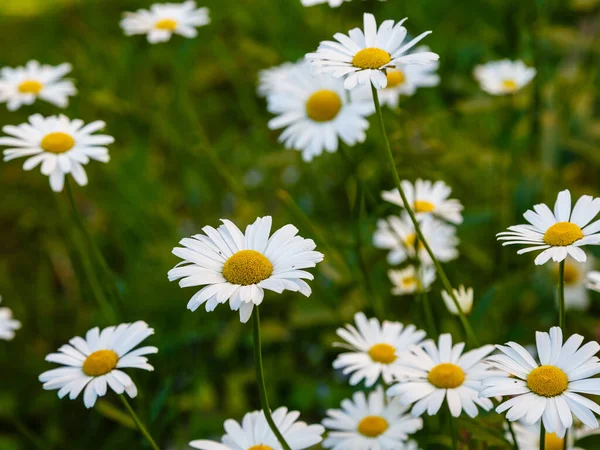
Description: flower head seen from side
497,190,600,265
266,60,373,162
441,285,473,315
481,327,600,438
382,179,463,225
189,407,324,450
388,334,496,418
0,61,76,111
333,312,426,387
257,61,297,97
0,296,21,341
168,216,323,323
120,1,209,44
322,386,423,450
306,13,439,90
388,265,436,296
39,321,158,409
474,59,536,95
0,114,113,192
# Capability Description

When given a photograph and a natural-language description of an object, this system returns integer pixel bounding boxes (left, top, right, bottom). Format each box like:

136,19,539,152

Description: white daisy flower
373,214,459,266
381,179,463,225
507,422,585,450
388,265,436,295
552,259,593,310
120,1,210,44
441,285,473,315
266,60,373,162
39,321,158,409
497,189,600,265
305,13,439,90
481,327,600,438
0,296,21,341
322,386,423,450
333,312,426,387
257,61,297,97
0,61,76,111
189,407,325,450
388,334,496,418
0,114,113,192
474,59,536,95
168,216,324,323
300,0,386,8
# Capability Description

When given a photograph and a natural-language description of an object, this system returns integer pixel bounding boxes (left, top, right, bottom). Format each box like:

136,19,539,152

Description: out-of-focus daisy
474,59,536,95
0,114,113,192
388,334,495,418
39,322,157,409
388,265,436,295
0,296,21,341
481,327,600,438
257,61,296,97
120,1,209,44
266,60,373,161
586,270,600,293
190,407,324,450
497,190,600,265
306,13,439,90
382,179,463,225
551,259,593,310
322,386,423,449
332,312,426,387
0,61,76,111
373,214,459,266
300,0,386,7
441,285,473,315
168,216,323,323
507,422,587,450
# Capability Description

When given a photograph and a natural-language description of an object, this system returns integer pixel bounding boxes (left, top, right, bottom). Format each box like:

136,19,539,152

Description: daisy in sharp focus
382,179,463,225
0,61,76,111
333,312,426,387
387,334,496,418
39,321,158,408
474,59,536,95
306,13,439,90
266,60,373,162
322,386,423,450
120,1,209,44
441,285,473,315
497,190,600,265
168,216,323,323
388,265,436,296
0,114,113,192
190,407,324,450
0,296,21,341
481,327,600,438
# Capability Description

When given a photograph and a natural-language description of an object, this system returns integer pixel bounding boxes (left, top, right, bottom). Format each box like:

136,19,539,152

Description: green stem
540,422,546,450
558,260,565,330
370,83,478,347
252,307,292,450
119,396,160,450
508,420,520,450
10,417,47,450
414,236,437,336
563,430,568,450
449,414,458,450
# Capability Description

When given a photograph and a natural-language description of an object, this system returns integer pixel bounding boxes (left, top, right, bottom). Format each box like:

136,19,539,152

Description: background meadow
2,0,600,448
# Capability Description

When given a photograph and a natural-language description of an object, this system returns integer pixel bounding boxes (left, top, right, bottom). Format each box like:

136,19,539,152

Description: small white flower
0,114,113,192
39,321,158,408
257,61,297,97
388,265,436,295
441,285,473,315
120,1,209,44
0,296,21,341
189,407,324,450
322,386,423,450
300,0,386,8
333,312,426,387
552,259,593,311
497,189,600,265
306,13,439,90
474,59,536,95
0,61,76,111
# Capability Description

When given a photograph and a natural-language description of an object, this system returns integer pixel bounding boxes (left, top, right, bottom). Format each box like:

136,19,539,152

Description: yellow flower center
18,80,43,94
404,233,425,250
527,365,568,397
563,261,580,284
82,350,119,377
357,415,388,437
248,446,273,450
222,250,273,286
414,200,435,213
40,132,75,154
352,47,391,70
543,222,584,247
545,433,564,450
155,18,178,30
402,276,417,288
386,70,406,88
368,343,397,364
428,363,465,389
502,79,518,91
305,89,342,122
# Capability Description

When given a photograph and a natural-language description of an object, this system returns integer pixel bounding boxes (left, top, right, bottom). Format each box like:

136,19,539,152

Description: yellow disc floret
527,365,568,397
248,446,273,450
82,350,119,377
155,18,178,30
543,222,584,247
18,80,43,94
222,250,273,286
41,132,75,154
428,363,465,389
386,70,406,88
545,433,564,450
352,48,392,70
357,415,388,437
563,261,580,284
402,276,417,288
305,89,342,122
368,343,397,364
414,200,435,213
502,79,518,91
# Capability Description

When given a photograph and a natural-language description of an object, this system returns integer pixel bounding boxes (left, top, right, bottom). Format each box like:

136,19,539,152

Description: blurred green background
2,0,600,448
